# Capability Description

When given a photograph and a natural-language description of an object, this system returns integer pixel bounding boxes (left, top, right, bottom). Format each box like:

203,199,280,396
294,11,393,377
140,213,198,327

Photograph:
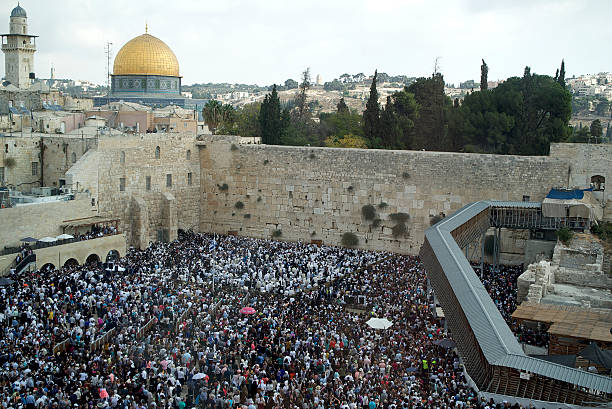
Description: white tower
1,3,37,88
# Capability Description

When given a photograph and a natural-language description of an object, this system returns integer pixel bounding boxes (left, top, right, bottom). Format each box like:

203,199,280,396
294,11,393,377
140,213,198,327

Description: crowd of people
473,263,549,348
75,225,119,242
0,231,535,409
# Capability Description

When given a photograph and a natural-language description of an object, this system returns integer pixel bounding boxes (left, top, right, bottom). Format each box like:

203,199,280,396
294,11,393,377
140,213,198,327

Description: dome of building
11,3,27,18
113,33,179,77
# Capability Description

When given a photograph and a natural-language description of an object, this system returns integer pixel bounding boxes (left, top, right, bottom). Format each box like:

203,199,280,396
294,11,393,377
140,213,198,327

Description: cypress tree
363,70,381,148
480,59,488,91
259,84,282,144
337,97,349,113
558,59,566,88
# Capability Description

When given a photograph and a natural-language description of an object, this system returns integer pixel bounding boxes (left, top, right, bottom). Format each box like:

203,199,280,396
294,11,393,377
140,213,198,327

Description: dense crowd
76,225,119,242
474,264,549,348
0,231,534,409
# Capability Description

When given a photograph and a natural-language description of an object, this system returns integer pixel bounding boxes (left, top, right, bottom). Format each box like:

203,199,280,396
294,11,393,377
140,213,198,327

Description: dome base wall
111,74,181,98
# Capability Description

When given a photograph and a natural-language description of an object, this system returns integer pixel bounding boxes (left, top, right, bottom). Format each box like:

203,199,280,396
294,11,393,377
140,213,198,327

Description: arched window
120,151,125,164
591,175,605,191
71,152,76,163
186,149,191,160
155,146,160,159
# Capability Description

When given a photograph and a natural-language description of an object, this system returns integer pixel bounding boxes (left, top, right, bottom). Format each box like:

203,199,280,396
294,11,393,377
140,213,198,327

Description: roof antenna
145,21,148,33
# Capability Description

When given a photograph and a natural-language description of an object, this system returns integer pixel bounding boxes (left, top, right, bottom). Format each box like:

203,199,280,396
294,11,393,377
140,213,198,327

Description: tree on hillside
295,68,311,120
458,67,571,155
336,98,349,114
380,96,402,149
590,119,603,143
480,59,488,91
324,133,368,149
407,73,449,150
284,79,298,89
203,100,234,135
259,85,283,144
558,59,566,88
363,70,381,148
386,90,418,149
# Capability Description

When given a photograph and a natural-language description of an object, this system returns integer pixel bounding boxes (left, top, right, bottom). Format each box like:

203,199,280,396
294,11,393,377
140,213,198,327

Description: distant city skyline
6,0,612,87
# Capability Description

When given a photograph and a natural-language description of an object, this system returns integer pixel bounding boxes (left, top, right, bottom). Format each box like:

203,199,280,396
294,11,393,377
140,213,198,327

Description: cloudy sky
7,0,611,86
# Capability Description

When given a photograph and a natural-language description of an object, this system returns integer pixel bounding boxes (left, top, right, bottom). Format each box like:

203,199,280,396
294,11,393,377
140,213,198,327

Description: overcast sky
6,0,611,87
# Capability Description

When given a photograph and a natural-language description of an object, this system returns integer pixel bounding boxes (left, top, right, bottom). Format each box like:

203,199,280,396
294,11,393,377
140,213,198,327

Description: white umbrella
192,373,206,380
56,234,74,240
366,317,393,330
38,237,57,243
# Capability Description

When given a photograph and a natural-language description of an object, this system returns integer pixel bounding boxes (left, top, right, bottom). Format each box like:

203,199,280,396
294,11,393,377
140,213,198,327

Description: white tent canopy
366,317,393,330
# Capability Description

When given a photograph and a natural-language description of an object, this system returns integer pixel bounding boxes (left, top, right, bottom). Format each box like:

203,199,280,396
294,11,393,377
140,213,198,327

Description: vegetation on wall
361,204,376,220
592,222,612,244
341,232,359,247
556,227,573,245
271,229,282,238
389,212,410,238
234,201,244,209
217,183,229,191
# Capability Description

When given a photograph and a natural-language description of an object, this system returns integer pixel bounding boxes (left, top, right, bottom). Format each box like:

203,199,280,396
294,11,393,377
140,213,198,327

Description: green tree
234,102,261,137
590,119,603,142
259,85,283,144
324,133,368,149
558,59,566,88
336,98,349,114
320,111,362,139
407,73,449,150
379,96,402,149
363,70,381,148
385,90,418,149
202,100,235,135
295,68,311,120
481,59,488,91
571,127,590,143
284,79,298,89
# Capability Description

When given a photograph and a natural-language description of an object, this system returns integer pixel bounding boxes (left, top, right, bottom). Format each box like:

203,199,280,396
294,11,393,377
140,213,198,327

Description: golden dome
113,33,179,77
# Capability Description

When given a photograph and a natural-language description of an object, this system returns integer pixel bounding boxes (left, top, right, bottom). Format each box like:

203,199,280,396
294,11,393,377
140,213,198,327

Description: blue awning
546,188,593,200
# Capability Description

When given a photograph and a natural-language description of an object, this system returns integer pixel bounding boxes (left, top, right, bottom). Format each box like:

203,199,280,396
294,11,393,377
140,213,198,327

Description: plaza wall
198,138,569,254
34,233,127,269
0,198,92,248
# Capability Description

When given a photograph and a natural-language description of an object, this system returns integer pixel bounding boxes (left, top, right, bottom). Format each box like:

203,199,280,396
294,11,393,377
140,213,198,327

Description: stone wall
0,198,93,248
198,138,569,254
41,135,97,187
89,132,200,247
549,143,612,220
0,136,41,192
0,134,97,191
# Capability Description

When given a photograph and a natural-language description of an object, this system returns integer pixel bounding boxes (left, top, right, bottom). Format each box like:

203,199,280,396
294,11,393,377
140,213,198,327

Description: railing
14,253,36,274
136,317,157,339
89,327,117,352
52,338,70,355
1,232,121,256
174,306,192,333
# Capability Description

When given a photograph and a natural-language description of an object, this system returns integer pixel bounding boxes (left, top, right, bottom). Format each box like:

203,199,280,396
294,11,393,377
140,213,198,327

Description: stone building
1,3,37,89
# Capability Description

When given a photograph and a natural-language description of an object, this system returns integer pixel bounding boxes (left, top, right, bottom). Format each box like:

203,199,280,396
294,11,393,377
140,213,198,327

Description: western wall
197,137,580,254
5,136,609,259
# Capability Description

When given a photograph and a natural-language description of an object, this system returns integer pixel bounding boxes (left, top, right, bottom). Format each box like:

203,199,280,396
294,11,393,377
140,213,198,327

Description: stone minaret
1,3,37,88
